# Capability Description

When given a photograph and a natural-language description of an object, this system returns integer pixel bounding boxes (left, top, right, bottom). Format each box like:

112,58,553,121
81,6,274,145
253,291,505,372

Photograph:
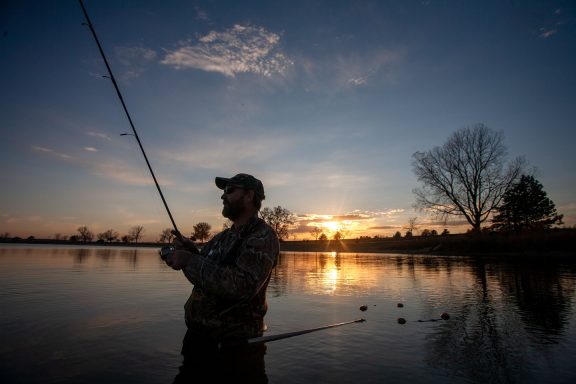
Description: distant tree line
1,205,299,244
66,207,300,245
2,134,565,243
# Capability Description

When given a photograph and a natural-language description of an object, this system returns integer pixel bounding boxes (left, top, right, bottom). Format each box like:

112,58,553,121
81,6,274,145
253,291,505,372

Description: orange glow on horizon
295,215,473,240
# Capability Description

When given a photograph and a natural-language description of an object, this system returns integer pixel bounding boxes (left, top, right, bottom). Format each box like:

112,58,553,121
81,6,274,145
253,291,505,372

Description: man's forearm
184,253,273,301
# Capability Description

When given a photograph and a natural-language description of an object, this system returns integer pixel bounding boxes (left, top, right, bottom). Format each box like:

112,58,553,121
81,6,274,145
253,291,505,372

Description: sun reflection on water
284,252,388,296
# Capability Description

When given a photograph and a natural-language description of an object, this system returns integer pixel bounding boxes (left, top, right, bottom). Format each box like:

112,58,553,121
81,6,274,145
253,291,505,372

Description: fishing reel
159,245,175,262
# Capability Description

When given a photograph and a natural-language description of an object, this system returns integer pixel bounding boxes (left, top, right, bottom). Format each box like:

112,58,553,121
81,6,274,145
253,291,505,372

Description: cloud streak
160,134,296,169
161,24,292,77
32,146,71,159
539,28,557,38
294,209,406,231
87,132,112,141
115,46,158,80
297,48,401,93
93,162,159,186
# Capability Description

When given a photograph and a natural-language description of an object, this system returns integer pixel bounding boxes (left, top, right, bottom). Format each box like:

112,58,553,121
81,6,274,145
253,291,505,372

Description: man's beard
222,199,245,220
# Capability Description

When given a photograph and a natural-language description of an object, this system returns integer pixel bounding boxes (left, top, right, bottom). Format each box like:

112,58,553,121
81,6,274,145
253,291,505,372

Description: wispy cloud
296,48,401,92
93,162,160,186
84,147,98,152
87,131,112,141
270,165,373,190
538,8,564,39
4,215,44,224
348,209,405,218
341,50,399,87
161,134,295,169
194,5,209,21
115,46,157,80
295,209,405,228
161,24,293,77
539,28,557,38
32,146,71,159
290,209,401,237
116,46,157,64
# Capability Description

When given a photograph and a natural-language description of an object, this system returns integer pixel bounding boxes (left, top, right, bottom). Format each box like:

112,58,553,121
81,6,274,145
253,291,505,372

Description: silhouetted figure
173,330,268,383
165,174,278,382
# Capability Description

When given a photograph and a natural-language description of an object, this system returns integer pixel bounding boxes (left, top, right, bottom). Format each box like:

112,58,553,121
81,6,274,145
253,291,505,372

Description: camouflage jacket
182,217,279,341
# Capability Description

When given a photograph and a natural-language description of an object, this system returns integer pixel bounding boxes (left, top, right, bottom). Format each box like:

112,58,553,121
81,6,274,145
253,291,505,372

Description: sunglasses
224,185,244,194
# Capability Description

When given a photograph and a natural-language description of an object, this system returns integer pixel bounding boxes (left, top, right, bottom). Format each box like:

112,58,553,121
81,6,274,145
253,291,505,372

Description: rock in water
440,312,450,320
398,318,406,325
359,305,368,312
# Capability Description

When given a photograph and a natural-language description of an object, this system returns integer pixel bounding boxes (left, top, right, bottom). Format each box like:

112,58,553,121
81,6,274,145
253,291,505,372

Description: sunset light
1,2,576,383
322,221,341,233
0,1,574,241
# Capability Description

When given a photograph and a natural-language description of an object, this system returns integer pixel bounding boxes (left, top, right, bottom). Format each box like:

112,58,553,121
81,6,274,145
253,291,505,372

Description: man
166,173,280,343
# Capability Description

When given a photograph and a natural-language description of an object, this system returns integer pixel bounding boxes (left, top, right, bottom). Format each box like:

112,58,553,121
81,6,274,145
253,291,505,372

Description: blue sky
1,0,575,241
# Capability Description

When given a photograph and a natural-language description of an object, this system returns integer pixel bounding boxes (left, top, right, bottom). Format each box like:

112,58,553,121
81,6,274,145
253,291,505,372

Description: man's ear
244,189,255,203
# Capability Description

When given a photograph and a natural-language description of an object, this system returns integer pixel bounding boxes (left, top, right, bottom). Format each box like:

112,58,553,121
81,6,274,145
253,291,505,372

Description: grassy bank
3,228,574,258
280,229,576,257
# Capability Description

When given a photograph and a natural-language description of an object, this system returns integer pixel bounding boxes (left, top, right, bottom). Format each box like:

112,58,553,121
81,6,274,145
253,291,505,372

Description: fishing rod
78,0,183,241
245,318,365,345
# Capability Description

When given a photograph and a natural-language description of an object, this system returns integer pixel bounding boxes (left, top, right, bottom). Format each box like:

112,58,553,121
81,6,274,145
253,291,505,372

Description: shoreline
2,229,574,258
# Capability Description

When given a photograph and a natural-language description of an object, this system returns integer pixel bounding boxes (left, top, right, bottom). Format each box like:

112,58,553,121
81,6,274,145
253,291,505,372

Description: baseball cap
215,173,265,200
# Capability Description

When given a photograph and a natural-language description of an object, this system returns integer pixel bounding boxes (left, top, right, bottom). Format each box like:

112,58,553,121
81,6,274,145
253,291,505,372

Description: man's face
221,185,249,220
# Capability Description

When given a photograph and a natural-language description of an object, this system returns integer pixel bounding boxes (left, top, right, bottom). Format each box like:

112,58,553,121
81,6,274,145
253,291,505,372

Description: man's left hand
167,250,193,270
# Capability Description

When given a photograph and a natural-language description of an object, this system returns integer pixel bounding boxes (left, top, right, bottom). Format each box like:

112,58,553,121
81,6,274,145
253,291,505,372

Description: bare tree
310,226,322,240
337,224,351,240
260,206,296,241
403,217,419,236
128,225,145,243
412,124,523,231
98,229,119,243
193,222,212,242
159,228,175,243
77,226,94,243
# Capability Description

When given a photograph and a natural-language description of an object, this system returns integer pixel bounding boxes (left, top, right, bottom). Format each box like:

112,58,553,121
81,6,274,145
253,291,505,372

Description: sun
323,221,341,232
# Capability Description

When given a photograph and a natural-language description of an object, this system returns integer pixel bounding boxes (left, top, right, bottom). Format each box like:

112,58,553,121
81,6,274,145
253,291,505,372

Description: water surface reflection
268,253,576,383
0,246,574,383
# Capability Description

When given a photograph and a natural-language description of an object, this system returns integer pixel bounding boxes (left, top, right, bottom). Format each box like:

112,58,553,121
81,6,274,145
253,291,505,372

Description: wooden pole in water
247,318,366,344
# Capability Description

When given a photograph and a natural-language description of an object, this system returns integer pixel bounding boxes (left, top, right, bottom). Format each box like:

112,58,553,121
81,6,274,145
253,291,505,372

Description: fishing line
78,0,183,240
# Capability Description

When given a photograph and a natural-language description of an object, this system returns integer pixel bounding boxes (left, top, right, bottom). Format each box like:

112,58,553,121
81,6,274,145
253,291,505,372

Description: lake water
1,245,575,383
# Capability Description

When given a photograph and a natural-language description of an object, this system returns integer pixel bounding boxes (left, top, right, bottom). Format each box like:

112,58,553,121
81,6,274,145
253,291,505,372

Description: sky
1,0,575,241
